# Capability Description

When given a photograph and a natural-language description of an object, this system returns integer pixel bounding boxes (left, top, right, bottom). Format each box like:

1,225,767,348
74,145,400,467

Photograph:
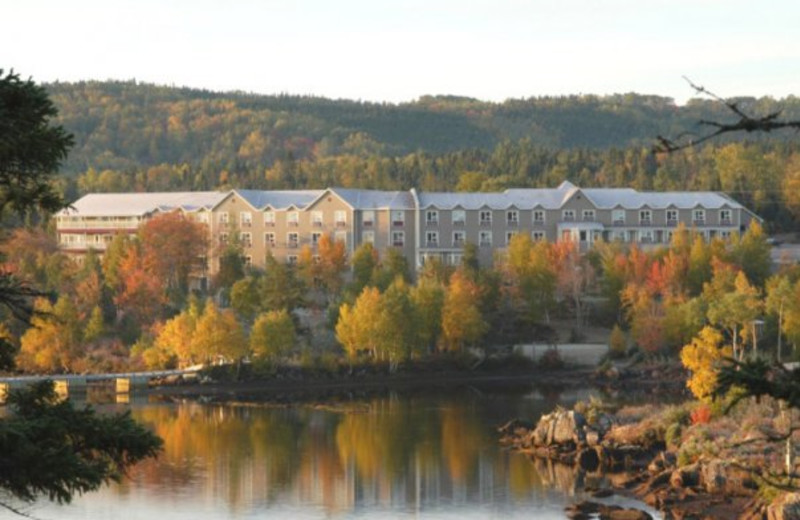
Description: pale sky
3,0,799,104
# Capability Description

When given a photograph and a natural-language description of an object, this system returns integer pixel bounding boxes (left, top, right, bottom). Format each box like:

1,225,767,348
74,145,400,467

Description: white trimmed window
219,232,229,244
506,230,518,244
287,255,298,265
640,230,653,243
612,209,625,225
363,230,375,244
244,255,252,268
311,211,323,227
426,210,439,226
666,209,678,224
452,209,466,226
264,211,276,226
506,210,519,226
218,212,229,225
426,231,439,247
391,210,404,227
334,210,347,227
562,209,576,222
533,210,546,225
288,211,299,227
287,232,299,248
720,209,732,225
362,210,374,228
479,210,492,226
532,231,546,241
240,232,252,247
693,209,706,224
197,212,210,224
582,209,595,222
639,210,652,225
452,230,466,246
311,232,322,246
479,230,492,246
265,232,275,247
392,231,404,247
240,212,252,227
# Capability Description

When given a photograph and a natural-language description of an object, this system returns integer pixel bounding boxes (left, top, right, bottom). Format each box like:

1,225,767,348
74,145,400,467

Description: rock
767,493,800,520
670,463,700,488
585,428,601,446
591,488,614,498
700,459,754,496
497,418,532,435
604,509,653,520
646,470,671,491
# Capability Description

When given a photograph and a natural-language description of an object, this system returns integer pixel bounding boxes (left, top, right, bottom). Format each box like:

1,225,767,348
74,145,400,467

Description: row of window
422,208,735,226
207,210,407,228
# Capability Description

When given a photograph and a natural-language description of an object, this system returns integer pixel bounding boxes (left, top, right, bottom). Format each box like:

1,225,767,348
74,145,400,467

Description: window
288,211,299,227
533,210,545,225
240,232,252,247
362,210,374,228
335,231,347,246
452,230,466,246
335,210,347,227
287,232,299,248
240,212,252,227
666,209,678,225
532,231,545,241
693,209,706,225
311,232,322,246
562,209,575,222
506,231,518,244
479,230,492,246
218,212,229,225
311,211,323,227
582,209,595,222
665,230,674,243
265,232,275,247
720,209,732,225
426,210,439,226
391,210,404,227
639,210,652,225
721,230,732,239
612,209,625,225
640,230,653,243
426,231,439,247
287,255,298,265
452,209,466,226
479,210,492,226
264,211,275,226
219,232,229,244
197,213,210,224
392,231,405,247
244,255,252,268
363,230,375,244
506,210,519,226
447,253,463,266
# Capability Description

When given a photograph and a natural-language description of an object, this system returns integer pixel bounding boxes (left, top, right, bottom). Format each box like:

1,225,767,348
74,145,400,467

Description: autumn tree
706,270,762,360
410,277,445,352
336,287,383,362
441,269,487,352
190,300,248,365
681,326,732,401
17,297,82,373
251,309,296,363
115,245,167,330
316,234,348,301
139,211,208,304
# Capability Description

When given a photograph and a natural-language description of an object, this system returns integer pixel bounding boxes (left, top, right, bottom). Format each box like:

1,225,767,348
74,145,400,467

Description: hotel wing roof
235,189,325,210
58,192,229,217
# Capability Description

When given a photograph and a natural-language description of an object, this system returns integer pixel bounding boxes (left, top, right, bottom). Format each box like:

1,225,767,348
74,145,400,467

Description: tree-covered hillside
46,81,800,174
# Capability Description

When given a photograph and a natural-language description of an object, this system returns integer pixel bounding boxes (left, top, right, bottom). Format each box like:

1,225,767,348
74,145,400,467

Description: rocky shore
499,407,800,520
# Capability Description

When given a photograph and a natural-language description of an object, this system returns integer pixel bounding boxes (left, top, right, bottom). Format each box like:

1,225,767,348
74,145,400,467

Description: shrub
665,422,682,448
609,324,627,359
690,404,712,425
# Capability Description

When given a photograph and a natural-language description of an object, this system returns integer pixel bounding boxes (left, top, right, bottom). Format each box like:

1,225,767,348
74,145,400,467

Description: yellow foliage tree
680,326,732,401
441,269,487,351
251,309,296,362
190,300,247,364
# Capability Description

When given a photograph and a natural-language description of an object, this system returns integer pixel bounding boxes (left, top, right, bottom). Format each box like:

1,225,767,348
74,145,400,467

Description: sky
3,0,799,105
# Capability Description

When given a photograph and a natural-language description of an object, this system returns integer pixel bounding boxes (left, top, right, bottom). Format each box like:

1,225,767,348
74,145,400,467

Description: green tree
0,69,161,506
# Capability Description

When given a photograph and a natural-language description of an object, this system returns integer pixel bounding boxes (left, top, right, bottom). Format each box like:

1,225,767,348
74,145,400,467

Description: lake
20,383,661,519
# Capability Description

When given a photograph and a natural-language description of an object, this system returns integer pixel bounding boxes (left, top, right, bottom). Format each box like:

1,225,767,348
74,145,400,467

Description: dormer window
639,210,652,225
720,209,732,225
288,212,299,227
426,210,439,226
693,209,706,225
533,210,545,225
452,210,466,226
311,211,323,227
479,210,492,226
666,209,678,226
264,211,275,226
612,209,625,226
506,210,519,226
240,212,252,227
362,210,374,228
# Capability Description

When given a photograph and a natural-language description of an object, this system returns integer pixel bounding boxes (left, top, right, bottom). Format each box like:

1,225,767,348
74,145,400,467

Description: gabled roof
329,188,415,210
234,189,325,210
581,188,746,210
58,192,227,217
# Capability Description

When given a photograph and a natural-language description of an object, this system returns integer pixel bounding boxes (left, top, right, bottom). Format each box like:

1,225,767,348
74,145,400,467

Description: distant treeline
47,81,800,229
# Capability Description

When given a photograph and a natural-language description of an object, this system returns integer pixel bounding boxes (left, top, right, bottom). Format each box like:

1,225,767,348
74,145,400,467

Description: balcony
392,220,404,227
335,221,347,228
288,242,299,249
479,240,492,247
720,218,732,227
264,221,275,227
562,215,575,222
312,221,323,227
582,216,595,222
240,221,252,228
639,219,652,227
667,219,678,227
693,219,706,227
392,240,404,247
288,221,299,227
453,220,465,226
453,239,465,247
479,220,492,227
426,241,439,248
362,221,373,228
506,220,519,227
533,219,545,227
613,220,625,227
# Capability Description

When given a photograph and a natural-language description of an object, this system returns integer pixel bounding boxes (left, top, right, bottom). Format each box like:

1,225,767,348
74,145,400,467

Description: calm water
21,385,660,520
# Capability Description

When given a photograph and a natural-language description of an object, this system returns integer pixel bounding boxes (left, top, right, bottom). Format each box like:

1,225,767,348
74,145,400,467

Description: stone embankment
499,409,800,520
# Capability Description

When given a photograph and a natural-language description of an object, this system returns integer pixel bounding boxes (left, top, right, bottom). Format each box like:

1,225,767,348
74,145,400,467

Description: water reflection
28,386,656,519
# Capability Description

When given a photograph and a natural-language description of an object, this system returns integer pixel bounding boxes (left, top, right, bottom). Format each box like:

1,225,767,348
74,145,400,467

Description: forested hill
46,80,800,175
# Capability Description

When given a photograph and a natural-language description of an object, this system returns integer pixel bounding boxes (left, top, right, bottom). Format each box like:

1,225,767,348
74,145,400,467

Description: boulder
700,459,755,496
669,463,700,488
